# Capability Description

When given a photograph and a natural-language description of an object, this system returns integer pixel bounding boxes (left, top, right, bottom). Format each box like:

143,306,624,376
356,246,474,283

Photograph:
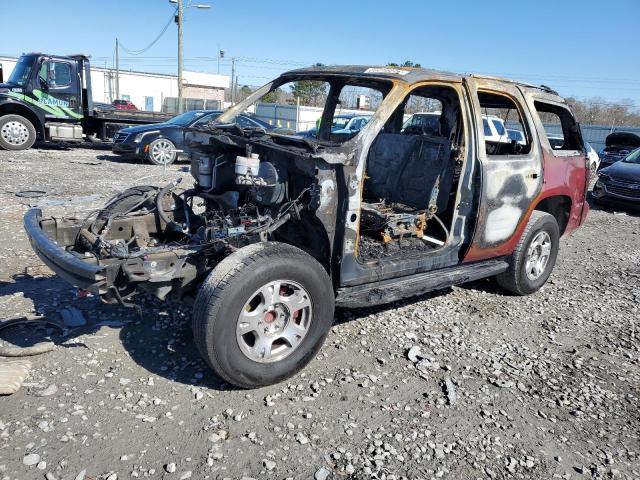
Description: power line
119,9,176,56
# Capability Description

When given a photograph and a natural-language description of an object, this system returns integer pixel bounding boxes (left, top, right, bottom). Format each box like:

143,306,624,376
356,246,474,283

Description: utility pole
231,57,236,104
177,0,184,113
115,38,120,101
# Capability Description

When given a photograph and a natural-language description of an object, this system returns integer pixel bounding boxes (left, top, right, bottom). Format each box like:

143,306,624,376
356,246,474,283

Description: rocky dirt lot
0,146,638,480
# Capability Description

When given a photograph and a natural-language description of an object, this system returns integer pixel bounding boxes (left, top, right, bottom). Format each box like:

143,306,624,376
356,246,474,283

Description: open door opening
357,85,466,262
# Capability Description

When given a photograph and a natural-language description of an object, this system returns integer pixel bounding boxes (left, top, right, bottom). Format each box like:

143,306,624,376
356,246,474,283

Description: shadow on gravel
335,287,453,324
96,153,141,164
117,301,230,391
33,141,112,151
3,264,520,391
587,194,640,217
2,272,230,391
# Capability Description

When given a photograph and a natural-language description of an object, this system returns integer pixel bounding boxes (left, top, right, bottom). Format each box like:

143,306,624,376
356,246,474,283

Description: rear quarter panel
463,88,588,262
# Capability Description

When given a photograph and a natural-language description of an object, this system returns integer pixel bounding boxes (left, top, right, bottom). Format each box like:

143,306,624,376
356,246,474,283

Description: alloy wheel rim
525,231,552,280
236,279,312,363
151,140,174,164
1,121,29,146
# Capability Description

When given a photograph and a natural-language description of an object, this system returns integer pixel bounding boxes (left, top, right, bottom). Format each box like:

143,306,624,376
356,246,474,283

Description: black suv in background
112,110,274,165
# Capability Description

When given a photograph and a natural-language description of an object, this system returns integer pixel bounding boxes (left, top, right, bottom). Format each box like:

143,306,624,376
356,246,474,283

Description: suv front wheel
192,242,334,388
497,211,560,295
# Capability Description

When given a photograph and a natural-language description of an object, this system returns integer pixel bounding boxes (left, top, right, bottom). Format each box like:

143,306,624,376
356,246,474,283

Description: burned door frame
462,77,544,262
338,79,477,288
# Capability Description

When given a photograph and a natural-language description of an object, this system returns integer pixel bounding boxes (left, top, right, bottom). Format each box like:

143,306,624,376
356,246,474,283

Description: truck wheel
496,211,559,295
193,242,334,388
0,114,36,150
147,138,177,165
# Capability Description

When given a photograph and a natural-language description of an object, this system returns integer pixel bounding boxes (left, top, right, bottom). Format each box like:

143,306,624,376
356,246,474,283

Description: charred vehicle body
25,66,589,387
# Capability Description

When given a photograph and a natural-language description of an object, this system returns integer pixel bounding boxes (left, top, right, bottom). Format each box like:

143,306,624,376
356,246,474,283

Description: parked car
593,147,640,208
483,115,509,143
112,110,274,165
297,113,372,138
585,142,600,172
546,135,565,150
599,132,640,169
93,102,116,112
332,114,371,134
507,128,526,145
402,112,442,135
25,65,589,388
113,99,138,111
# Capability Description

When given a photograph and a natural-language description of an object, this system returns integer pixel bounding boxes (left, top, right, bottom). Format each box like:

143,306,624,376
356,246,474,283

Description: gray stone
314,466,331,480
22,453,40,466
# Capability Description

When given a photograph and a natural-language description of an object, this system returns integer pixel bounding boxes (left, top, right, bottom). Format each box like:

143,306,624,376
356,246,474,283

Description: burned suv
25,66,589,388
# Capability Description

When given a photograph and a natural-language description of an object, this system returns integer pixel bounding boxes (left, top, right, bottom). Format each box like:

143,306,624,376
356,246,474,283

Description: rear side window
533,101,582,152
478,91,531,156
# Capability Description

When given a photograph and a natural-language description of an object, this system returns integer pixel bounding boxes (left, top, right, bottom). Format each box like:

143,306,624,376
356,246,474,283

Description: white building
0,55,229,113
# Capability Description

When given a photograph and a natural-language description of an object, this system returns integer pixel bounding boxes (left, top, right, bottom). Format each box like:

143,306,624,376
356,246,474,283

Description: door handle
526,171,539,179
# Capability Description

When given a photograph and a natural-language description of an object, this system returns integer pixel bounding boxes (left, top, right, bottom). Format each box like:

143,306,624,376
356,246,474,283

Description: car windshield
622,147,640,164
242,115,273,130
166,111,211,126
213,75,390,144
7,56,34,86
332,117,351,129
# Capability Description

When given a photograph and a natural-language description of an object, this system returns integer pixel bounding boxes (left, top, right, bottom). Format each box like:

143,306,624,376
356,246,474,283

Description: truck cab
24,65,589,388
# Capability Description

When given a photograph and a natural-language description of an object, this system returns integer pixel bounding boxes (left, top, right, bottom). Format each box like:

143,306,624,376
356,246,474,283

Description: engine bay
66,132,324,301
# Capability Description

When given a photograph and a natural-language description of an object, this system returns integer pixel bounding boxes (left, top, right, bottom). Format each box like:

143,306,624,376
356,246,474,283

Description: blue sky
2,0,639,106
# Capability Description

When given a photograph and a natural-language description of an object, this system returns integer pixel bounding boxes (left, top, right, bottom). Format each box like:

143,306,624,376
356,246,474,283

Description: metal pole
231,57,236,104
115,38,120,100
177,0,184,113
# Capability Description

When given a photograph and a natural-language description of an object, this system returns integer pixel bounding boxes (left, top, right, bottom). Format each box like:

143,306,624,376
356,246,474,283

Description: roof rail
469,74,558,96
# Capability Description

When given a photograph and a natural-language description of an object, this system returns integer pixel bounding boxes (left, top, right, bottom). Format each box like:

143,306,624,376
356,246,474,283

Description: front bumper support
23,209,108,293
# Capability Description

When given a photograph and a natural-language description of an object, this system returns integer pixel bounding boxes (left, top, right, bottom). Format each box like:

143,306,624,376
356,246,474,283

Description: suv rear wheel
192,242,334,388
496,211,559,295
0,114,36,150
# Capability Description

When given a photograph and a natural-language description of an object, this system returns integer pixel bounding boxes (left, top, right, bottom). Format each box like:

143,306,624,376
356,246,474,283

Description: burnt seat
364,133,453,212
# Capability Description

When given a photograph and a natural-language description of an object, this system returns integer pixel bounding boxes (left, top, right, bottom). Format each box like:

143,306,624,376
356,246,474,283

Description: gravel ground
0,146,638,480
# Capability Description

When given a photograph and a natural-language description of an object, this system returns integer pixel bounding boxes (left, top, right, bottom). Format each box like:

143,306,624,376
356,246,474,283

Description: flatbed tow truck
0,53,171,150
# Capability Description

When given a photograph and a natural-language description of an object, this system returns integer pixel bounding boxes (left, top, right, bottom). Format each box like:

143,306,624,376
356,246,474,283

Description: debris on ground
444,375,457,405
0,359,32,395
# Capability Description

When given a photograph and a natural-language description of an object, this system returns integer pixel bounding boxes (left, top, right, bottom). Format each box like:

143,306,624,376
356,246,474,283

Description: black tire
193,242,334,388
496,211,560,295
92,185,158,232
0,114,37,151
146,138,177,165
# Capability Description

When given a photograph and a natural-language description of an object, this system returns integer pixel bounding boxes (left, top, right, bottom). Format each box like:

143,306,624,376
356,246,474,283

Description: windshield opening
166,111,211,126
214,75,392,143
7,56,35,86
622,147,640,164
